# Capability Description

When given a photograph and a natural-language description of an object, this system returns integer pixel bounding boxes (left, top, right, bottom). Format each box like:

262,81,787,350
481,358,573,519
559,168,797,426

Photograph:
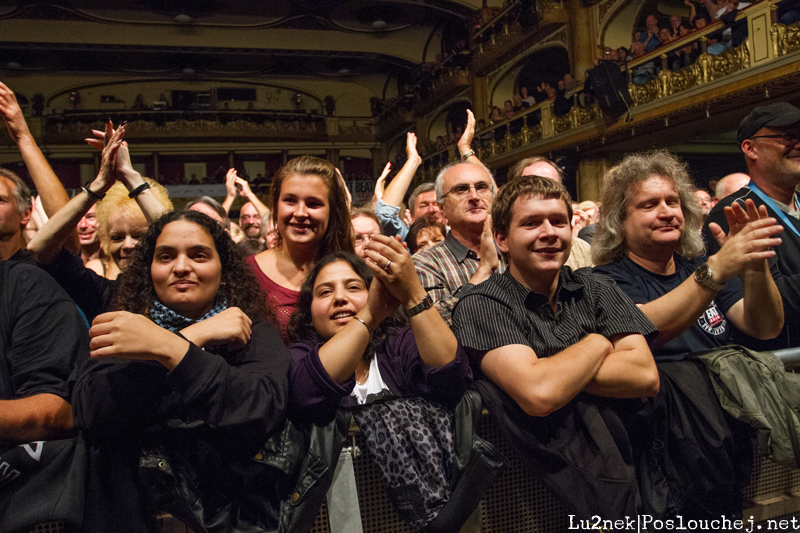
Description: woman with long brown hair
247,156,354,343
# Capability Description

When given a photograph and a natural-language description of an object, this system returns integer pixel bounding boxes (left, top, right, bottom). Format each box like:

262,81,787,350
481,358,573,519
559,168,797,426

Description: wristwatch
405,294,433,317
694,263,725,292
460,150,475,161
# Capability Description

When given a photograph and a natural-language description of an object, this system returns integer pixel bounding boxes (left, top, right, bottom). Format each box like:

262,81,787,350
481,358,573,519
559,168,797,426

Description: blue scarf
149,298,227,332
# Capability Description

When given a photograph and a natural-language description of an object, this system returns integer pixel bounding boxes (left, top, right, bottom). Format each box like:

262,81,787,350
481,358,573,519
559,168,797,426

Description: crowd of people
3,72,800,531
626,0,760,85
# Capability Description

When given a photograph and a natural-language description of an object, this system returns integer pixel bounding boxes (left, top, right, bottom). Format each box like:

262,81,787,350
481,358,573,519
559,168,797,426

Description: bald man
714,173,750,204
703,102,800,350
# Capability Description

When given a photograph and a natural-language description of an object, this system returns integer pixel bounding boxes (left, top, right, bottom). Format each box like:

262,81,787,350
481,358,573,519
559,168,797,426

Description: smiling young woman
248,156,354,343
287,242,470,418
287,247,475,529
73,209,290,531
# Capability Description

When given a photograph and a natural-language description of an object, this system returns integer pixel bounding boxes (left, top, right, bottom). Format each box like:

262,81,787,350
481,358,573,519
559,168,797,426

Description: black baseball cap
738,102,800,145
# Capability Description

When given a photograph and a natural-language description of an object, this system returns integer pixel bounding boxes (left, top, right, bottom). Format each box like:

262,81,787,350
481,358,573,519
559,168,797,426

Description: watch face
696,263,710,281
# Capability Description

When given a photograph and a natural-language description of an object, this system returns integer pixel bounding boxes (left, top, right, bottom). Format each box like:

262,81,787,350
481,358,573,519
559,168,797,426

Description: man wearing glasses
703,101,800,350
413,161,505,325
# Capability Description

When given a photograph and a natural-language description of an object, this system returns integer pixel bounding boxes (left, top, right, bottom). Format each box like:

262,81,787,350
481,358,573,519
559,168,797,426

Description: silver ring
384,260,392,271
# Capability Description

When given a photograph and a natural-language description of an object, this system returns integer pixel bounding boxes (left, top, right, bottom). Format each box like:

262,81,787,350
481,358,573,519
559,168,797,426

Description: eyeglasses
442,181,493,199
354,233,376,245
750,132,800,147
240,215,261,222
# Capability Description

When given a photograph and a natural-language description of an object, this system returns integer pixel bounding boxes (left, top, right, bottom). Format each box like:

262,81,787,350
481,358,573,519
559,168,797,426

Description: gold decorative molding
45,114,330,144
772,22,800,56
537,0,565,15
550,104,601,135
598,0,623,24
520,123,543,145
628,42,751,107
629,77,661,107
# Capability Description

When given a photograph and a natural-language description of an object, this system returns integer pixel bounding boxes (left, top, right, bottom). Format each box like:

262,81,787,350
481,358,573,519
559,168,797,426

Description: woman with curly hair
248,156,355,344
73,209,290,532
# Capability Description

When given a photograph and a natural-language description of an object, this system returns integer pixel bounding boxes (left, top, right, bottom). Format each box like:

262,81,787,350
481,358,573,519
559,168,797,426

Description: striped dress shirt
413,231,506,326
452,268,656,367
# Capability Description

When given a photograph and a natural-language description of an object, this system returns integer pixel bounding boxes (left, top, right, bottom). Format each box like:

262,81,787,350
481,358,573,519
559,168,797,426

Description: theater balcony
470,0,568,77
416,0,800,200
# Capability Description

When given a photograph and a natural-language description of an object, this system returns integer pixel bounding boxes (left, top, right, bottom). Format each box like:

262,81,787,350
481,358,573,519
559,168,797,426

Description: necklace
278,246,304,272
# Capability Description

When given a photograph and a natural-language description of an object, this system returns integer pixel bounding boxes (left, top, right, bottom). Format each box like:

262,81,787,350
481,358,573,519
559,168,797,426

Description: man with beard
703,102,800,350
222,167,269,242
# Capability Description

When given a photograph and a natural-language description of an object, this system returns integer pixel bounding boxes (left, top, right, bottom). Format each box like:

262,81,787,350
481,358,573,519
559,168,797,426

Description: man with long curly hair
593,150,783,359
592,150,786,519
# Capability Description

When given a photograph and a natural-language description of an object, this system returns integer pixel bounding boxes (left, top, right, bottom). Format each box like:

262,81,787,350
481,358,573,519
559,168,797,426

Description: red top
247,254,300,345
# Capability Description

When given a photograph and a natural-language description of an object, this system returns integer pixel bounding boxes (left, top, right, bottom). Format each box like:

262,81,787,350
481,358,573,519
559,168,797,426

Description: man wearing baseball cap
703,101,800,350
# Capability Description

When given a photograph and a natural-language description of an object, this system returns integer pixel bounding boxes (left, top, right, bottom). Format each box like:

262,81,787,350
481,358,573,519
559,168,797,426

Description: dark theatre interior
2,0,800,531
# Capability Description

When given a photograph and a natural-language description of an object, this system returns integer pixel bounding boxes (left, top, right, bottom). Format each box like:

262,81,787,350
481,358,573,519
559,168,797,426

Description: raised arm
382,132,422,208
234,175,269,220
685,0,698,23
27,126,125,264
457,109,480,165
457,110,497,190
710,201,784,339
470,214,500,286
639,202,781,346
373,162,391,202
114,142,167,222
86,122,167,222
365,234,458,369
0,81,69,218
222,168,238,214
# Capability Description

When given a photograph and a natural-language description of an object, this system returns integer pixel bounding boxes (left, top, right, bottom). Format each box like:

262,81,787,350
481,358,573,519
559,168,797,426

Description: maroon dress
247,254,300,345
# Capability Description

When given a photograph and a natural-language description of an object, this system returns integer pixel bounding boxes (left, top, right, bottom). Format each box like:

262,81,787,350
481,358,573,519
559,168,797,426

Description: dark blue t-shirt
594,255,743,361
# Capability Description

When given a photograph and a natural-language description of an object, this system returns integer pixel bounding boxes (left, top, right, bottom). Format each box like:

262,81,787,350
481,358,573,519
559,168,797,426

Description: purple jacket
289,326,472,420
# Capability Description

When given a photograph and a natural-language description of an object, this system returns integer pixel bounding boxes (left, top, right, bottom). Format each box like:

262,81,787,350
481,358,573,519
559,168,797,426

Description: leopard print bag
353,396,455,529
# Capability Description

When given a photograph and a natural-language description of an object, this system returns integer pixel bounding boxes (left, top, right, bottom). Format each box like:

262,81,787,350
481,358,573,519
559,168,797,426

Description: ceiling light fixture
175,14,193,24
372,19,387,29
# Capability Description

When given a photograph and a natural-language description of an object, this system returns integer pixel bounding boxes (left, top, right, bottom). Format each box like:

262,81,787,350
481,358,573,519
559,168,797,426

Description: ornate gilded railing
40,110,378,144
624,0,784,108
628,43,751,106
418,1,800,178
772,22,800,55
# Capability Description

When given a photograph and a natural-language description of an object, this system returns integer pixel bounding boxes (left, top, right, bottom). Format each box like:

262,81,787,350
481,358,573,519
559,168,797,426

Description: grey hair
592,150,705,265
508,156,564,183
184,196,230,231
408,182,435,213
434,161,496,203
0,168,31,215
